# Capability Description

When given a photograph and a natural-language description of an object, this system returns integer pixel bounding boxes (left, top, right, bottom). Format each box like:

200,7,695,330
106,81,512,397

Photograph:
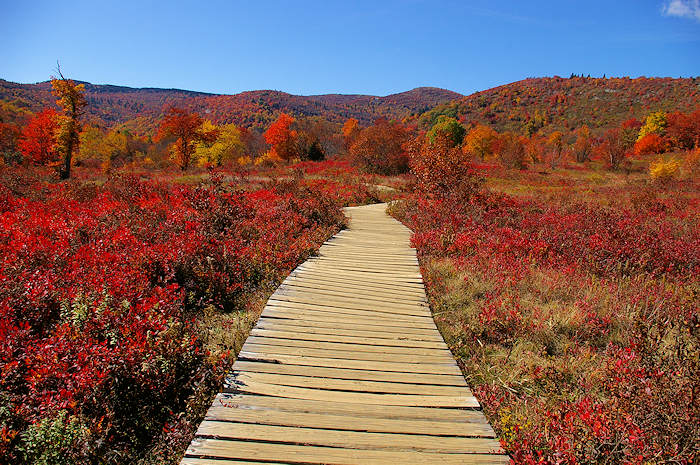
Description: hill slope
418,76,700,134
0,79,461,133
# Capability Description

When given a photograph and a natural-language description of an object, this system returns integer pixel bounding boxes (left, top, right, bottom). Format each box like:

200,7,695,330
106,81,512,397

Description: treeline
2,74,699,182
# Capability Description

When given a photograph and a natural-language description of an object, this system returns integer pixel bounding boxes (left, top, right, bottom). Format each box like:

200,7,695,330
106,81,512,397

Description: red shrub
0,171,345,462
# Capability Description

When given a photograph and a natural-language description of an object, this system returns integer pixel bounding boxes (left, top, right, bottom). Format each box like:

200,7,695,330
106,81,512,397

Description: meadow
0,75,698,464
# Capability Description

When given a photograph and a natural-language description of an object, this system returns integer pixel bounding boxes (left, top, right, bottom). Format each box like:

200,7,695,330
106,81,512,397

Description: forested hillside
418,76,700,135
0,79,461,134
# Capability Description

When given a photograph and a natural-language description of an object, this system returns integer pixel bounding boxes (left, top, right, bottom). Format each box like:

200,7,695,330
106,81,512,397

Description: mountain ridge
0,79,462,133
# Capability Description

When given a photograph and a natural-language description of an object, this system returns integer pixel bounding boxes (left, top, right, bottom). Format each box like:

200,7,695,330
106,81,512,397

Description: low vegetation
0,72,698,464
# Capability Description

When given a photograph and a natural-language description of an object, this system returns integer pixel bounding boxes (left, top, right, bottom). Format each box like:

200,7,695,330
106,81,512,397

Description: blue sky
1,0,698,96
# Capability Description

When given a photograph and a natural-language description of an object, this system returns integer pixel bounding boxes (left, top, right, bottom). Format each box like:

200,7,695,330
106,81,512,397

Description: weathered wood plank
184,439,509,464
254,319,443,340
225,371,470,396
231,360,467,386
237,352,464,376
222,379,479,407
244,336,453,357
249,328,446,348
240,343,456,364
194,421,503,454
205,398,494,437
213,393,486,422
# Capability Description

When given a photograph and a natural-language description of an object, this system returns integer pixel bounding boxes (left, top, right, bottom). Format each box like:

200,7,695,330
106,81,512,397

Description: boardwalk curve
182,203,507,464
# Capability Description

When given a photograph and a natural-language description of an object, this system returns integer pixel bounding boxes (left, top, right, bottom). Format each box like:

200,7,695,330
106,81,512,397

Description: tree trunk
60,138,73,179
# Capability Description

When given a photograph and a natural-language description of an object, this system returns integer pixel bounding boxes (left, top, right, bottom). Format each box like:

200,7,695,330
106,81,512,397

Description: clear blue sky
1,0,698,96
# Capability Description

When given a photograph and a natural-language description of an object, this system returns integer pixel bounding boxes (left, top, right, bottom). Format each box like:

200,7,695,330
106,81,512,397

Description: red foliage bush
633,133,666,156
394,176,699,464
0,170,345,462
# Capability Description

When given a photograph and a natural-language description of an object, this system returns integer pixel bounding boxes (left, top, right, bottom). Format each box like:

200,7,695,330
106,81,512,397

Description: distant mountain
0,79,462,134
417,76,700,134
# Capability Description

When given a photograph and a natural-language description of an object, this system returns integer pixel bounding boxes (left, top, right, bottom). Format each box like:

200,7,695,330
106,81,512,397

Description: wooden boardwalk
182,203,508,464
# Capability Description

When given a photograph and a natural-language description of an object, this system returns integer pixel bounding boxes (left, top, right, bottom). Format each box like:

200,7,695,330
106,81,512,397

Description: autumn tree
493,132,528,169
666,109,700,150
637,111,667,141
409,132,483,200
51,69,87,179
426,115,465,148
264,113,297,160
294,131,325,161
239,127,266,160
597,127,634,170
572,126,593,162
634,133,666,156
19,108,59,165
524,134,546,164
196,122,245,167
294,117,334,160
349,119,410,175
0,122,21,163
342,118,360,149
462,124,497,160
157,106,218,170
546,131,565,169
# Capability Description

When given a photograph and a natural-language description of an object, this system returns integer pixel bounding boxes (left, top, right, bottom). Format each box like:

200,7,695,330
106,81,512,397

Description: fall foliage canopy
19,108,59,165
158,106,218,170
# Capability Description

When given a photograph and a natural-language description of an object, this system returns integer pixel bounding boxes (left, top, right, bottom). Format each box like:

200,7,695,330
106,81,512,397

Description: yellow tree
637,111,667,141
51,68,87,179
195,122,245,166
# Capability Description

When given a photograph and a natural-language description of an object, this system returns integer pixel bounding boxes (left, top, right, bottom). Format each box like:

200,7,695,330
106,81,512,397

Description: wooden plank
318,249,419,261
299,262,423,279
256,314,439,335
279,281,427,304
205,398,495,437
185,439,509,464
237,352,463,376
240,343,456,364
276,283,427,305
254,319,444,340
225,371,470,396
249,328,446,349
194,421,503,454
259,309,438,331
214,393,485,422
223,379,478,407
264,299,434,321
308,257,420,269
269,292,429,315
231,361,467,386
263,301,435,323
244,336,453,358
287,271,427,293
181,459,287,465
297,263,423,280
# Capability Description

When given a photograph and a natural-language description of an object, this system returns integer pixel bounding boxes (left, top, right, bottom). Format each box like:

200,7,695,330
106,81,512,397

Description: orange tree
462,124,497,160
264,113,297,160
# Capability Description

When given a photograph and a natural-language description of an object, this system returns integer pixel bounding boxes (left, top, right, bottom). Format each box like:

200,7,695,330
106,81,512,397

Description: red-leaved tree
19,108,59,165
